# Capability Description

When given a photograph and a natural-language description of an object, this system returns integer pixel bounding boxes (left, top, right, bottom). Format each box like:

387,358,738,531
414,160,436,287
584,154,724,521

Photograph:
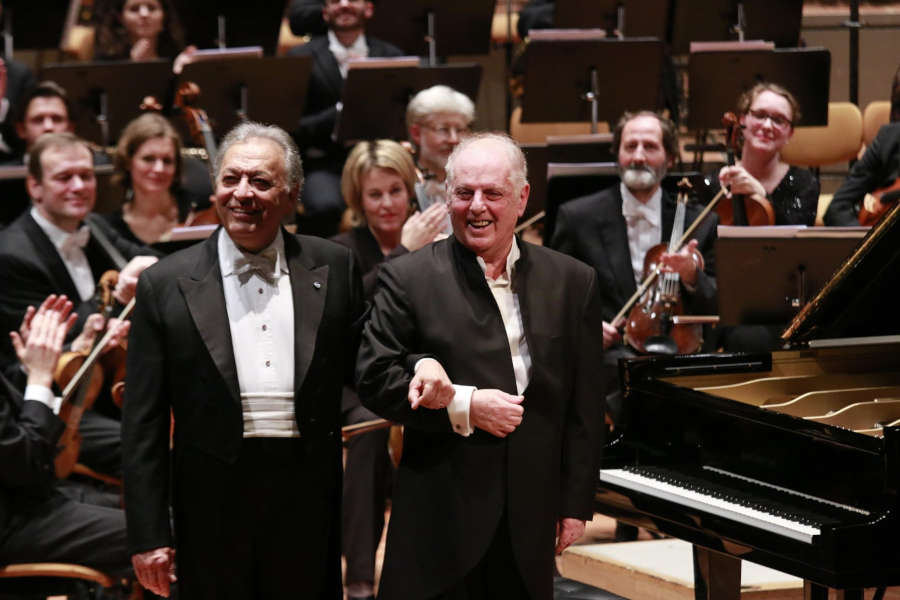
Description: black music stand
40,60,174,147
521,38,664,128
555,0,670,40
687,47,830,130
335,63,481,144
715,228,865,326
366,0,494,63
170,0,285,55
670,0,804,54
178,56,312,140
2,0,76,55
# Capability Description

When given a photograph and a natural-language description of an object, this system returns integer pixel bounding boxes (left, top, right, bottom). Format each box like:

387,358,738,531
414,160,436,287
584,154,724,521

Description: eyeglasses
747,109,792,129
421,123,471,139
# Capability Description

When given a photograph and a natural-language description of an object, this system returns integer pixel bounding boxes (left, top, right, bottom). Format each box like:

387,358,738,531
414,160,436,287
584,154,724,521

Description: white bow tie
234,247,278,285
60,226,90,257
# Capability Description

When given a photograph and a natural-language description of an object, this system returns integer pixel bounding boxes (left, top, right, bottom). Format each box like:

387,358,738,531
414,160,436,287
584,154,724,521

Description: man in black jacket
288,0,403,237
0,294,128,573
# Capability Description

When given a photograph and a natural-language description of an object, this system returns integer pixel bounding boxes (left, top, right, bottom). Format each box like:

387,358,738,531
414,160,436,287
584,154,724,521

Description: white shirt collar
475,236,521,283
31,206,80,252
218,228,288,278
620,182,662,227
328,30,368,77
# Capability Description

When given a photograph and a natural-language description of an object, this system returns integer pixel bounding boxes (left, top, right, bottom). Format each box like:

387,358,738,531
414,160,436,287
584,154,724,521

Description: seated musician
331,139,445,600
288,0,403,237
0,294,130,576
716,82,819,226
549,110,717,425
103,113,210,248
405,85,475,234
825,96,900,225
0,132,158,477
0,57,35,164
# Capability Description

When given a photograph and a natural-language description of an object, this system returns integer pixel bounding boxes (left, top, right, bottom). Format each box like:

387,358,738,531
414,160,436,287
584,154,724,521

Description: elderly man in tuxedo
123,122,365,599
357,132,604,600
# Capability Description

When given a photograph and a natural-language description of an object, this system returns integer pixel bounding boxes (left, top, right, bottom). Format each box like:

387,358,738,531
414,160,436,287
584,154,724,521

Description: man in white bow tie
548,111,718,428
288,0,403,237
0,131,157,477
123,122,365,599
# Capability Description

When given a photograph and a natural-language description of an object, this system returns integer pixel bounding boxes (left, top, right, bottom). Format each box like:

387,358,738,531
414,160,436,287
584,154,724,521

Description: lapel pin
313,281,322,289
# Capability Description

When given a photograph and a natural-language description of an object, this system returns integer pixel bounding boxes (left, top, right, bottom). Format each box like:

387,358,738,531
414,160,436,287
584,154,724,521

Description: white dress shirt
328,30,369,79
620,183,662,287
31,207,95,302
437,237,532,437
218,230,298,438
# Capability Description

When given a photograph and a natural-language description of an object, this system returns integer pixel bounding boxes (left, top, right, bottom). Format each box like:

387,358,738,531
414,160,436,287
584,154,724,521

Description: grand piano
595,207,900,599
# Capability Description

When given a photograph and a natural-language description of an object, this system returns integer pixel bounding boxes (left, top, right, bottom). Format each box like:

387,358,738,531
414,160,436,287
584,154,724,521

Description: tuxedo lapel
178,231,240,405
285,234,328,395
597,189,638,299
22,214,81,301
312,39,344,100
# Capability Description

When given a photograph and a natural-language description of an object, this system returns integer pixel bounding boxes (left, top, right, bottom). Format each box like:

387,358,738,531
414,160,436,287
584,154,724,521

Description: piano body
596,208,900,599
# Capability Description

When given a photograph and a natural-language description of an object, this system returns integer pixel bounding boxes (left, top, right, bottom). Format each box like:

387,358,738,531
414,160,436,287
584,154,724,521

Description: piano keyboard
599,466,862,544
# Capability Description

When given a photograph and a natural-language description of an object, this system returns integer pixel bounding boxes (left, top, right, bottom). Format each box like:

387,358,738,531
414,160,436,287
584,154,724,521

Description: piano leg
803,582,864,600
692,545,740,600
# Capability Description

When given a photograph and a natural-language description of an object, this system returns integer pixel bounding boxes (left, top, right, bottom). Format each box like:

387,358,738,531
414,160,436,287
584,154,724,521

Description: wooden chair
0,562,135,599
780,102,863,226
862,100,891,147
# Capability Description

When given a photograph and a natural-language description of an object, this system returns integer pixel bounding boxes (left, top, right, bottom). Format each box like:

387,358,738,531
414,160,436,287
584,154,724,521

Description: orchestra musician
0,294,131,575
549,110,717,424
288,0,403,238
331,139,445,600
102,112,210,247
406,84,476,234
0,57,36,163
357,133,604,600
94,0,186,62
716,82,819,226
122,122,365,599
0,132,157,479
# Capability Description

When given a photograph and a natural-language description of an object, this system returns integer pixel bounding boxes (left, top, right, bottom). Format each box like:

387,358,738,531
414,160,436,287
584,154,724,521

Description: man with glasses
289,0,403,237
406,85,476,233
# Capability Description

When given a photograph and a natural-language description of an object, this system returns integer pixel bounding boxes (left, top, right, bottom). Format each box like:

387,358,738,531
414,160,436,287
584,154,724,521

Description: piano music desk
558,539,804,599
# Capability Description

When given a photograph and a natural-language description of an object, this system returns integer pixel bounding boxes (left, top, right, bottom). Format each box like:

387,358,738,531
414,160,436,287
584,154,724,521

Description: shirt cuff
448,385,475,437
24,384,62,415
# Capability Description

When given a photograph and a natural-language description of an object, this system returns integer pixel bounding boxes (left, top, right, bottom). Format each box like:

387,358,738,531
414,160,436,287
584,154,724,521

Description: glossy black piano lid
783,202,900,344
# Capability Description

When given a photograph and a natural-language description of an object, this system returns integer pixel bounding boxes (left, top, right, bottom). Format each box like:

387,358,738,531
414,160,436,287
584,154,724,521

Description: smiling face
322,0,372,32
130,136,176,196
121,0,164,42
28,143,96,233
740,89,794,156
448,138,528,265
410,111,471,177
213,138,295,252
360,166,410,239
617,114,670,194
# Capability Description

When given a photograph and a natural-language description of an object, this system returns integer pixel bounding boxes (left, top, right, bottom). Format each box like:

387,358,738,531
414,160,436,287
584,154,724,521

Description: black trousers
427,519,530,600
343,404,392,586
173,438,342,600
0,488,128,574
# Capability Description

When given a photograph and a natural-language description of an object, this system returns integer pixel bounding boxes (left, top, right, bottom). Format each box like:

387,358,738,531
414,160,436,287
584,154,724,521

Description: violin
623,179,706,355
716,112,776,226
54,271,134,479
174,81,220,227
858,179,900,226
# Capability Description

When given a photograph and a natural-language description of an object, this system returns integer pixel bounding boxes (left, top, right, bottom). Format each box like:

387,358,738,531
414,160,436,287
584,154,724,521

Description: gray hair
445,132,528,195
215,122,304,193
406,85,476,129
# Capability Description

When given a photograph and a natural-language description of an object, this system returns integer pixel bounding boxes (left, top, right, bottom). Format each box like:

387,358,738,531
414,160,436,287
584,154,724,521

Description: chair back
781,102,863,167
862,100,891,147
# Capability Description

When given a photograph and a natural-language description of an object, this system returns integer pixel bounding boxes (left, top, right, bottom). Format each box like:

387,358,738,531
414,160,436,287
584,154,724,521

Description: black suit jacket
0,372,64,540
356,237,604,600
549,185,718,323
288,35,403,170
0,211,152,364
0,59,36,162
825,122,900,226
331,225,408,299
122,228,365,557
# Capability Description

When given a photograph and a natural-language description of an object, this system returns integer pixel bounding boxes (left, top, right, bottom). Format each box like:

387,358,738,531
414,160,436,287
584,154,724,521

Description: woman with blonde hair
331,138,445,600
